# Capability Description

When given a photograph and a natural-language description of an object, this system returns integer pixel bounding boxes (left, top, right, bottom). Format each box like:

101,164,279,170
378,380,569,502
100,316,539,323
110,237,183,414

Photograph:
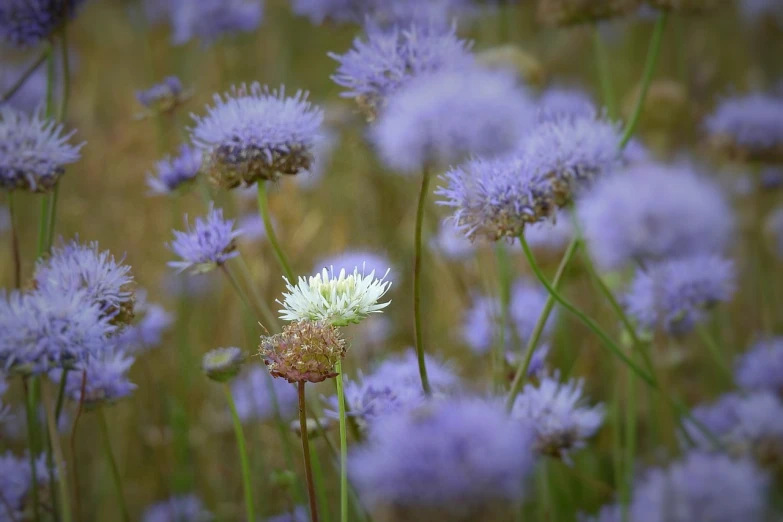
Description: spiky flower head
260,320,346,383
705,93,783,163
34,239,135,325
0,106,84,193
278,267,391,326
537,0,640,26
147,144,202,196
49,350,137,409
735,338,783,397
135,76,191,117
329,22,473,119
512,372,605,460
168,205,243,274
372,66,534,173
190,83,323,189
0,0,88,47
624,254,736,336
143,494,214,522
202,347,245,382
170,0,263,46
231,365,298,423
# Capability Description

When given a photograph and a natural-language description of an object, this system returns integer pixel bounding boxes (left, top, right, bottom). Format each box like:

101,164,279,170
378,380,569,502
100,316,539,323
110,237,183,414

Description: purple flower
136,76,189,113
537,87,596,123
512,372,605,460
170,0,263,45
168,205,243,273
292,0,473,26
0,452,54,520
705,93,783,161
231,365,298,423
0,106,84,193
0,57,57,114
430,219,476,260
313,250,397,284
736,338,783,397
116,303,174,355
190,83,323,188
372,66,534,173
143,494,214,522
524,211,573,252
578,163,734,270
147,144,202,195
0,0,88,47
624,254,736,335
49,349,137,409
0,375,11,426
350,397,536,515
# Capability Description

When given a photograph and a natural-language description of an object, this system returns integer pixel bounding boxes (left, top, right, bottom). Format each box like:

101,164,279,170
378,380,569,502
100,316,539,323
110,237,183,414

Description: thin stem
257,181,295,281
23,380,41,522
70,371,87,521
619,12,669,149
0,49,48,103
48,368,70,522
220,264,258,325
592,25,617,119
97,408,131,522
36,47,56,259
696,325,733,384
54,369,69,425
621,352,637,522
335,361,348,522
413,167,432,395
236,254,281,332
42,381,71,522
505,237,579,412
298,382,320,522
494,243,512,391
7,193,21,288
310,444,332,522
224,385,257,522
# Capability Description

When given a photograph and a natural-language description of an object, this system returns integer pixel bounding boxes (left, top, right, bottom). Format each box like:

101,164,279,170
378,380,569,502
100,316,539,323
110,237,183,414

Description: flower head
0,452,53,520
372,66,534,173
190,83,323,188
202,347,245,382
231,365,298,423
261,320,346,383
170,0,263,45
537,0,639,26
0,0,88,47
624,254,736,335
736,338,783,397
116,303,174,354
147,144,202,195
705,93,783,162
135,76,190,115
143,494,214,522
50,349,137,409
168,205,243,273
0,106,84,193
279,267,391,326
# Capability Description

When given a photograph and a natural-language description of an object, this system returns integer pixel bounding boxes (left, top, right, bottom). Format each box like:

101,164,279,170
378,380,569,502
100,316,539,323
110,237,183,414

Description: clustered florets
261,321,346,383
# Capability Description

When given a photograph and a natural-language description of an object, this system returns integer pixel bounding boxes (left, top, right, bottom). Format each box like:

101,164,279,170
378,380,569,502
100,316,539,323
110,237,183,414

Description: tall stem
592,26,617,119
257,181,295,281
696,325,733,385
97,408,131,522
224,385,257,522
23,380,41,522
0,49,48,103
42,382,71,522
413,167,432,395
505,238,579,412
69,371,87,521
335,361,348,522
619,12,669,149
7,193,21,288
494,243,512,391
621,351,637,522
298,382,320,522
309,444,332,522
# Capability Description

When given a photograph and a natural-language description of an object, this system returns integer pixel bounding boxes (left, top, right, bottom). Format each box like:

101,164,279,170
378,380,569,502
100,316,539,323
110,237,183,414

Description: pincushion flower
0,0,89,47
278,267,392,326
735,338,783,397
537,87,596,123
168,205,243,273
261,320,346,383
49,349,137,409
313,251,397,284
147,144,202,195
705,93,783,163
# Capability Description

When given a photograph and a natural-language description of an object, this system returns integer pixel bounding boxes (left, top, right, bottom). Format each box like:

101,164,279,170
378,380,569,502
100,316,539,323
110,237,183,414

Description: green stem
224,385,257,522
42,382,71,522
7,193,21,288
36,46,57,259
48,368,70,522
494,243,512,392
621,353,637,522
236,254,281,332
413,167,432,395
335,361,348,522
619,12,669,149
257,181,295,281
310,443,331,522
97,408,130,522
23,381,41,522
297,382,320,522
505,237,579,412
220,263,258,324
592,25,617,119
696,325,733,385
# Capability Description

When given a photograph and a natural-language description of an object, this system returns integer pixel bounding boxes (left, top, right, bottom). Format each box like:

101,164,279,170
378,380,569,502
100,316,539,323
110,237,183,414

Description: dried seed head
260,321,346,383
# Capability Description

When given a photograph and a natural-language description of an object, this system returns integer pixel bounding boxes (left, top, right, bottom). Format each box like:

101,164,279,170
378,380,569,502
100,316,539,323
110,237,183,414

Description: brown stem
298,382,319,522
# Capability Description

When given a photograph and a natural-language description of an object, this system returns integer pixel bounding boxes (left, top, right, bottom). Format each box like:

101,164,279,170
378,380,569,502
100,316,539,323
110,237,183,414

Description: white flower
278,267,392,326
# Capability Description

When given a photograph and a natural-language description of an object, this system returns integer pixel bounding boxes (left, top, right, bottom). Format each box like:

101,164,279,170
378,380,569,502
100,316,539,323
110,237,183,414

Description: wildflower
578,163,734,270
313,251,397,285
279,267,391,326
49,349,137,409
202,347,245,382
190,83,323,189
624,254,736,335
168,205,243,273
231,365,298,423
292,0,473,26
143,494,214,522
135,76,191,116
524,211,574,252
705,93,783,163
430,219,476,260
350,397,536,520
170,0,263,45
537,0,640,26
147,145,202,195
537,87,596,123
0,0,89,47
735,338,783,397
0,106,84,193
260,320,346,383
372,66,534,173
0,452,53,520
512,373,605,460
329,22,472,119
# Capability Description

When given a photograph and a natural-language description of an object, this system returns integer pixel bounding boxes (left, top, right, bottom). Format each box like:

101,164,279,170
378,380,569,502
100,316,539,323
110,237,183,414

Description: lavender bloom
372,67,534,173
524,211,573,252
629,452,769,522
431,219,476,260
136,76,190,115
231,365,298,423
292,0,473,26
117,303,174,354
512,373,605,460
371,349,459,392
190,83,323,188
463,279,557,355
0,452,53,520
736,338,783,396
624,254,736,336
147,145,202,195
329,22,472,118
170,0,263,45
168,205,243,273
0,0,88,47
578,163,734,270
314,250,397,284
350,397,536,518
143,494,214,522
49,350,136,409
537,87,596,123
0,106,84,193
705,93,783,162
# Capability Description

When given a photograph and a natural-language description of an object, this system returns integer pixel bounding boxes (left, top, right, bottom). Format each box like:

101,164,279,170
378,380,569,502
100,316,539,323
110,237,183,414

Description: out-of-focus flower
372,67,534,173
705,93,783,163
261,320,346,383
231,365,298,422
202,347,245,382
147,144,202,195
292,0,474,27
0,375,11,426
49,349,136,409
0,106,84,193
135,76,191,117
190,83,323,189
0,57,57,114
0,452,53,520
168,205,243,273
163,272,218,298
0,0,89,47
537,87,596,123
431,219,476,260
578,163,733,270
523,211,573,252
265,506,309,522
279,267,391,326
143,494,214,522
736,338,783,397
313,250,397,285
170,0,263,45
117,303,174,355
739,0,783,25
537,0,640,26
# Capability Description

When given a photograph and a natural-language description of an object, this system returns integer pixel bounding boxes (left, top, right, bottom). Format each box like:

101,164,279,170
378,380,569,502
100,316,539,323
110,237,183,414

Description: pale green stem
310,444,331,522
297,382,319,522
593,25,617,119
97,408,130,522
494,243,512,392
23,381,41,522
257,181,295,281
335,361,348,522
224,385,256,522
696,325,733,385
622,353,637,522
413,167,432,395
42,382,71,522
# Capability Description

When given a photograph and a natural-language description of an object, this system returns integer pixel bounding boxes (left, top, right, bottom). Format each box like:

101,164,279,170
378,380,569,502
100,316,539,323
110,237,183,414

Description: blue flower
329,22,472,118
313,250,397,284
0,452,53,520
49,349,137,409
135,76,190,114
350,397,536,515
0,0,88,47
168,205,243,273
170,0,263,45
735,338,783,396
578,163,734,270
147,144,202,195
231,365,298,423
143,494,214,522
116,303,174,354
0,106,84,193
624,254,736,335
372,66,534,173
537,87,596,123
190,83,323,188
705,93,783,162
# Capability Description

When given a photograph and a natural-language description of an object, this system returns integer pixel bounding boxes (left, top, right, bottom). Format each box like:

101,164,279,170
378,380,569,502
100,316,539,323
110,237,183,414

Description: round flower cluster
261,321,347,383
